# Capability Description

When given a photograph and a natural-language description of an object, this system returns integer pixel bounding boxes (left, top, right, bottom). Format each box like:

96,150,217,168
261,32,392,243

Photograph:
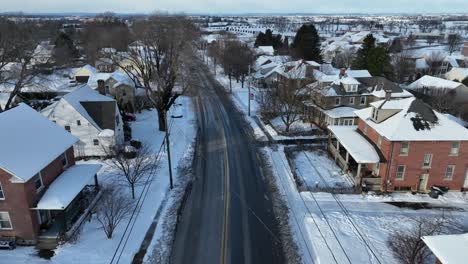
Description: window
343,119,354,126
0,182,4,200
372,108,379,120
450,141,460,155
61,153,68,168
105,85,110,94
64,125,71,132
93,139,99,146
378,136,382,148
335,97,341,106
360,96,367,105
0,212,12,230
364,124,368,134
423,154,433,168
396,165,406,180
349,97,355,105
444,165,455,180
33,172,44,192
76,120,81,126
400,142,409,155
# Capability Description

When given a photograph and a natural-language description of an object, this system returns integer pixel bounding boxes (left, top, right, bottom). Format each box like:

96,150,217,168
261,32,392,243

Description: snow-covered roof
324,107,357,118
407,75,463,90
42,85,115,131
0,104,78,182
346,70,371,78
356,97,468,141
371,89,413,99
328,126,380,163
35,164,102,210
75,64,97,76
257,46,274,55
446,68,468,82
415,58,429,70
422,233,468,264
335,76,360,85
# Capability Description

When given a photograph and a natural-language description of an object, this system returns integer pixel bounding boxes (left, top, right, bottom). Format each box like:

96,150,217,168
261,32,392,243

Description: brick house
0,104,101,247
328,97,468,192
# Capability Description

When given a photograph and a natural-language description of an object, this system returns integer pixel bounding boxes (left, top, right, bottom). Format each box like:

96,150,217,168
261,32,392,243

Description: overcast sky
2,0,468,14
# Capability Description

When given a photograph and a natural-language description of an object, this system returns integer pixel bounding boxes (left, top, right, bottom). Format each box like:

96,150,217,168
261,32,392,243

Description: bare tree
95,186,135,239
105,144,157,199
388,216,459,264
447,33,462,55
426,51,446,76
268,77,305,133
332,48,355,69
112,14,198,131
0,19,46,112
391,51,415,83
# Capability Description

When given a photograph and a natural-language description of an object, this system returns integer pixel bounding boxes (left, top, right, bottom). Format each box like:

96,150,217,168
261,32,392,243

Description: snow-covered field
265,145,468,264
1,96,197,264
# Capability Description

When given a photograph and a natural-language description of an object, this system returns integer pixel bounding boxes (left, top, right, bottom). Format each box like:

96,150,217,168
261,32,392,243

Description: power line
110,110,177,264
303,151,384,264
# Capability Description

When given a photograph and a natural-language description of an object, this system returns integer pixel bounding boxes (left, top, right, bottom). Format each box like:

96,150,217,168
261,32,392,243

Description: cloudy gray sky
2,0,468,14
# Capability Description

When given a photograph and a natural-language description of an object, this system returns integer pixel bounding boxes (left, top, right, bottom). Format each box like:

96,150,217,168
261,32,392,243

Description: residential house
328,97,468,192
0,104,101,247
87,71,136,112
422,233,468,264
41,85,124,158
31,41,55,66
74,65,98,83
462,42,468,57
305,72,412,128
407,75,468,104
95,57,115,73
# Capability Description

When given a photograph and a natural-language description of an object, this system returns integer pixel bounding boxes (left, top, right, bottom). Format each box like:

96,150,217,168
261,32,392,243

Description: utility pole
248,65,251,116
165,110,173,189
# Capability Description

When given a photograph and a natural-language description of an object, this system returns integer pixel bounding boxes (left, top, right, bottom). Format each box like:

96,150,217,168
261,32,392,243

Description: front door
464,169,468,189
418,174,429,192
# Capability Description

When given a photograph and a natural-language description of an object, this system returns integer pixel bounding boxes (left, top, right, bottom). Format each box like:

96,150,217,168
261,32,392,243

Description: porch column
94,174,100,191
356,163,362,187
345,151,349,163
336,141,340,151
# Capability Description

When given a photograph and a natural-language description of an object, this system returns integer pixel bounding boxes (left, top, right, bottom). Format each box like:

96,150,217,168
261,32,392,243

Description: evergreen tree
254,29,283,50
53,32,78,65
352,34,393,78
291,24,322,62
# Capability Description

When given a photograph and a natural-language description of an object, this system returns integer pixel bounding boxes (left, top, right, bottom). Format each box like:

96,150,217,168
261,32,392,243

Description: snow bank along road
171,59,285,264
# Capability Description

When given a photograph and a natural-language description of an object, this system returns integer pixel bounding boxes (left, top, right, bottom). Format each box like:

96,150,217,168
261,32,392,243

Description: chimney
339,68,346,79
385,89,392,101
97,79,106,95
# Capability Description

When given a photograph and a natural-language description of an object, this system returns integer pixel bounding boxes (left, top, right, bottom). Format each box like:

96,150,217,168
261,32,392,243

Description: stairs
36,236,58,250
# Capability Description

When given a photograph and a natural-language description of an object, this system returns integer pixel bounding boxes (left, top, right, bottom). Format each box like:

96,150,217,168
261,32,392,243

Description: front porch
33,164,102,250
328,126,382,191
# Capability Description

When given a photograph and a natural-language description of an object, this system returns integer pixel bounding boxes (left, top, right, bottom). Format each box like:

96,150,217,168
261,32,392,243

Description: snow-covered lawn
1,96,196,264
270,117,319,135
289,148,354,191
265,146,468,264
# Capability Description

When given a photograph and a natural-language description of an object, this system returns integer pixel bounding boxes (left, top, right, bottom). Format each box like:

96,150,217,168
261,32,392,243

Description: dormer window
372,107,379,121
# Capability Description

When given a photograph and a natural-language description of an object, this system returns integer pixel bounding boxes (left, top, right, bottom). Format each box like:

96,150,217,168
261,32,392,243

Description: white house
41,85,124,157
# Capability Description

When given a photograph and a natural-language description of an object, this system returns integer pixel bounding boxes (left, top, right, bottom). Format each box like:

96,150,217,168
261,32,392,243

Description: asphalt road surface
171,61,285,264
